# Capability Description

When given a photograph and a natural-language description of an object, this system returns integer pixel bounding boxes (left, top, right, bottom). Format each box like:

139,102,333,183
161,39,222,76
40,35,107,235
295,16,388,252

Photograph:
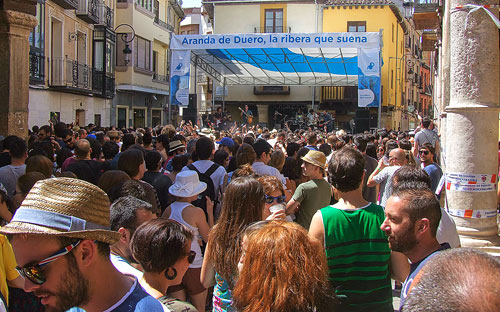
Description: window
117,108,127,129
133,108,146,128
136,0,152,11
152,110,162,127
134,36,151,71
265,9,283,33
153,51,158,74
29,1,45,83
347,21,366,32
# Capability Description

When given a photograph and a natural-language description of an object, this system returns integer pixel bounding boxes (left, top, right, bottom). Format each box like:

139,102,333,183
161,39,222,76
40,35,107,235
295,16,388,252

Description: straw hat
169,140,185,153
301,150,327,169
169,170,207,198
0,178,121,244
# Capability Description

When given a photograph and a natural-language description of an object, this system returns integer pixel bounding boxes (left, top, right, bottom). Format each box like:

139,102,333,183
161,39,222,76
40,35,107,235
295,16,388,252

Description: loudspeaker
355,109,370,119
183,94,197,124
354,118,370,134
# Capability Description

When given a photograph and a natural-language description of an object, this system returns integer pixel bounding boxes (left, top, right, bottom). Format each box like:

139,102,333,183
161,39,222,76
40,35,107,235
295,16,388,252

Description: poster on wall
170,50,190,106
357,48,381,107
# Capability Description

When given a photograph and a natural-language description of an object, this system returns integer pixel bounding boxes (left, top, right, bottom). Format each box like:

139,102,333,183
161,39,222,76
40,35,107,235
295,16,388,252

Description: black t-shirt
67,160,105,185
142,171,173,211
0,152,11,168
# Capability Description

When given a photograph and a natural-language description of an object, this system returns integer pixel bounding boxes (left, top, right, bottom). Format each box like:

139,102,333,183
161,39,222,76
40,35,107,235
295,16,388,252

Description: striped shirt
321,203,393,312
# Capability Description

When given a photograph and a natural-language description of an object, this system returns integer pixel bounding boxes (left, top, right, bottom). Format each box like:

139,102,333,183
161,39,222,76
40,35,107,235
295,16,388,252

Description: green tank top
321,203,393,312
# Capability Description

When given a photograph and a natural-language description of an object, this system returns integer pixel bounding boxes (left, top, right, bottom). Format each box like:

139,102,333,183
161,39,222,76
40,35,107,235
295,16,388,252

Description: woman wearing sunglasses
130,218,199,312
257,175,289,221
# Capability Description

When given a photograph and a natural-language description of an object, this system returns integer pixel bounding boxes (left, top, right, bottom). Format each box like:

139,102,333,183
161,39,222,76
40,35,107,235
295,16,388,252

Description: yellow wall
323,6,405,108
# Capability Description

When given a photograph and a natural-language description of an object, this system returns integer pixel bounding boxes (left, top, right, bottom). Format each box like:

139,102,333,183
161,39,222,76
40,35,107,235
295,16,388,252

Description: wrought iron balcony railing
52,0,78,10
92,70,115,98
77,0,100,24
29,50,45,84
254,26,291,33
50,57,92,92
154,16,175,32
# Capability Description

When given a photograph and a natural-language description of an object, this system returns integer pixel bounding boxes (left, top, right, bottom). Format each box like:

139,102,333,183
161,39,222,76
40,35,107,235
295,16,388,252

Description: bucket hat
169,140,185,153
301,150,327,170
0,177,121,244
169,170,207,198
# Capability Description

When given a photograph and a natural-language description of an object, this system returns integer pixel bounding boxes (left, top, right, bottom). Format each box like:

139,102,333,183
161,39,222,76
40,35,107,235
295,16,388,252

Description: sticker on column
447,209,497,219
445,173,498,192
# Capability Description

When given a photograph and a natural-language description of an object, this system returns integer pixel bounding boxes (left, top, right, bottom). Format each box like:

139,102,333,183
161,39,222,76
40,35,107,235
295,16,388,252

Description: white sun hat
169,170,207,198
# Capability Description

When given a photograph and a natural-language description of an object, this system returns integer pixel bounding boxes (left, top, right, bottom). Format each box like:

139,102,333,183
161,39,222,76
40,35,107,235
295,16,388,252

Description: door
76,109,86,126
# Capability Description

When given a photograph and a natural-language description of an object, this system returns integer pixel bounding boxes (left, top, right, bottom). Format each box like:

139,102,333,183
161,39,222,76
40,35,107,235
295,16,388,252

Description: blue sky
182,0,201,7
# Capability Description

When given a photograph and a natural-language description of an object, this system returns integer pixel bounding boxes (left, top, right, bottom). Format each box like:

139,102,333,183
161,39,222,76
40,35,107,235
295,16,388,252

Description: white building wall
28,89,109,127
214,5,260,34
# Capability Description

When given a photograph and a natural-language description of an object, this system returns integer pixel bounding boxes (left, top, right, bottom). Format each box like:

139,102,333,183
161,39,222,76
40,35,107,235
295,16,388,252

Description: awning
116,84,170,95
170,32,381,86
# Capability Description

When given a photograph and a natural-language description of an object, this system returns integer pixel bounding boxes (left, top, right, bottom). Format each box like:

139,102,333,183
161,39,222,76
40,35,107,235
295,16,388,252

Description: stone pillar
0,8,37,138
446,0,500,254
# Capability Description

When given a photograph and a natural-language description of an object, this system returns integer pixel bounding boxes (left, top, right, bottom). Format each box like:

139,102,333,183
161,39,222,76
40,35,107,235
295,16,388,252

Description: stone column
446,0,500,254
0,9,37,138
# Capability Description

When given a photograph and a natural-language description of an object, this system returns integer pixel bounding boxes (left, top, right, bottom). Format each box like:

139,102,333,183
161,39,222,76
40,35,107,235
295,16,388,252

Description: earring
165,267,177,280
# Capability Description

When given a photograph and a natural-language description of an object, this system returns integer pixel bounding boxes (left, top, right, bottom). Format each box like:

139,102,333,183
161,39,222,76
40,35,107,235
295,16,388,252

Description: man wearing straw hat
286,150,331,229
0,178,166,312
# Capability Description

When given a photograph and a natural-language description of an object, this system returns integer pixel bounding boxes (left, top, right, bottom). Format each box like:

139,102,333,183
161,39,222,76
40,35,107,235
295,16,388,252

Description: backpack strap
187,164,200,174
205,163,220,177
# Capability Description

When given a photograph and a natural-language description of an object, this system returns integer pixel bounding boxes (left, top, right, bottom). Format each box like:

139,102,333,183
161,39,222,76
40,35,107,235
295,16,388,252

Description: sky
182,0,202,8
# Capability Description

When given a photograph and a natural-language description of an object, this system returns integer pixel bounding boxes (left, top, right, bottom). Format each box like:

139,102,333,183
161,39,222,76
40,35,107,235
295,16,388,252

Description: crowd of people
0,115,498,312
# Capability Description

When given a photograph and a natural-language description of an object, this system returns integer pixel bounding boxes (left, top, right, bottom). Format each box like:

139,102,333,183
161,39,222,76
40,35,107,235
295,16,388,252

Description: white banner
447,208,497,219
171,32,381,50
357,48,381,107
170,50,190,106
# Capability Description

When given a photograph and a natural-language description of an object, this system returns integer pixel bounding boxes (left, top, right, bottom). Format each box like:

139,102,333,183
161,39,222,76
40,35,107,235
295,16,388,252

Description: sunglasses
15,240,81,285
64,138,73,143
264,194,286,205
419,150,430,155
187,250,196,264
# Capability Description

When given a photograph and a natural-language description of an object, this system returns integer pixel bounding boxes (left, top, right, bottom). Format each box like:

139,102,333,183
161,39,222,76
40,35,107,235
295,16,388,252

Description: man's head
39,125,52,140
419,143,435,166
0,178,120,311
301,150,327,178
253,139,272,164
381,188,441,254
110,196,156,261
403,248,500,312
74,139,91,160
392,166,431,193
353,135,367,153
328,147,365,193
306,132,317,146
389,148,407,166
62,130,75,149
195,137,214,160
421,117,431,129
168,140,186,157
9,137,28,160
144,150,162,172
107,130,121,143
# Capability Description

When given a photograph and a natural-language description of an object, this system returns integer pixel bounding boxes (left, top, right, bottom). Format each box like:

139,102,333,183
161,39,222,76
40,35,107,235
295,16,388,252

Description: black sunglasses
15,240,81,285
264,194,286,205
419,150,430,155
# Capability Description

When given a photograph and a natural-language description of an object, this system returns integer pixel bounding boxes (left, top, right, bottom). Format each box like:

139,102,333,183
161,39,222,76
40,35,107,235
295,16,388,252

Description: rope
451,4,500,30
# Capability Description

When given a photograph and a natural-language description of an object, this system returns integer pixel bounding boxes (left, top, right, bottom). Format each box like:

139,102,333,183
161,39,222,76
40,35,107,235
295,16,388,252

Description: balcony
254,26,291,33
77,0,100,24
50,57,92,93
153,73,169,84
52,0,78,9
154,16,174,32
92,70,115,98
403,0,441,30
101,4,114,28
29,50,45,85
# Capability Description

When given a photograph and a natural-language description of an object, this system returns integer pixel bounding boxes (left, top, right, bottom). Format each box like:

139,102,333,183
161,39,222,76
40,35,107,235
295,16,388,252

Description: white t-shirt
182,160,227,199
110,253,143,280
437,208,461,248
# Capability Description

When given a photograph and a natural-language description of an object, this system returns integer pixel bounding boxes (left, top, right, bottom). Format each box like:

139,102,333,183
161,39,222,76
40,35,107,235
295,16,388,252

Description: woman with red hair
233,220,335,312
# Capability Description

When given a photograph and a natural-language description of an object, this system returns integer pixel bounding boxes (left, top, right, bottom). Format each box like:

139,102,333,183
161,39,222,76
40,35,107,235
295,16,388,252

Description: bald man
367,148,408,207
402,248,500,312
67,139,104,184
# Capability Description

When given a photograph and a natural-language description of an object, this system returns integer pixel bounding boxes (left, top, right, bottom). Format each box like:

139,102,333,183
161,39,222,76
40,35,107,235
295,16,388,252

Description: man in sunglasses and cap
0,178,166,312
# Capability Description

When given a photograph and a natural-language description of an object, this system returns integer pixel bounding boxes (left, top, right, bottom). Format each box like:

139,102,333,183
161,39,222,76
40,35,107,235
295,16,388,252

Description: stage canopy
169,32,382,107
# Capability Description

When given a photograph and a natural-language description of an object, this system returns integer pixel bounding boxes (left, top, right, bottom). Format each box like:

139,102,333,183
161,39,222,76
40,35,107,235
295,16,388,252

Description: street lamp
115,24,136,66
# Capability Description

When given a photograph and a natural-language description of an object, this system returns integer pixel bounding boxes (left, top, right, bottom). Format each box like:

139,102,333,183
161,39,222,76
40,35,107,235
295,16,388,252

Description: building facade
28,0,115,128
112,0,184,129
204,0,321,128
